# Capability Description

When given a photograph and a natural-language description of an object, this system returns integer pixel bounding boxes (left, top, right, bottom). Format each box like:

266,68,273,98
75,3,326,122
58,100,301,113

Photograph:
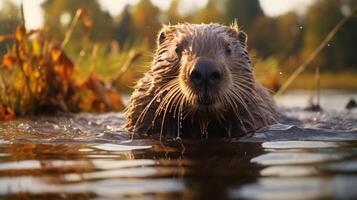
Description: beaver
124,23,279,139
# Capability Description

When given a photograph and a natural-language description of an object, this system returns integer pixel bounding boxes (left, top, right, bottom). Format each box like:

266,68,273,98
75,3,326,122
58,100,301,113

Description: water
0,90,356,199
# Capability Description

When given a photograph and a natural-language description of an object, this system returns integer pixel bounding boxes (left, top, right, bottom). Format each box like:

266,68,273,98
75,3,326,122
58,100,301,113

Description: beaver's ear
157,25,171,46
158,30,166,46
230,20,247,45
237,31,248,45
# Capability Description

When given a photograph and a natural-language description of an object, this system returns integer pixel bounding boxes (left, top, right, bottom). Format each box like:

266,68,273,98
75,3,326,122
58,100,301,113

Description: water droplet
133,125,136,130
341,5,351,16
73,127,82,134
88,121,92,125
327,43,331,47
299,26,303,30
17,123,34,132
279,71,282,75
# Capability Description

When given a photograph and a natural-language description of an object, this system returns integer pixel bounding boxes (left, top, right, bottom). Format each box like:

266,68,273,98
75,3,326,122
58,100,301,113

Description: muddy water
0,90,356,199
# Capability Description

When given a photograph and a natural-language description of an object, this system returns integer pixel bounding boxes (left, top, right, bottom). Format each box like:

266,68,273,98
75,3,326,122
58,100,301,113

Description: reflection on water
0,140,262,199
0,90,356,199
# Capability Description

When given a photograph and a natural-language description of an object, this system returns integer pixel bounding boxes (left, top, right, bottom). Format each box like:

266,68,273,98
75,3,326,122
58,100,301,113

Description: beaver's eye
225,45,232,55
175,46,181,54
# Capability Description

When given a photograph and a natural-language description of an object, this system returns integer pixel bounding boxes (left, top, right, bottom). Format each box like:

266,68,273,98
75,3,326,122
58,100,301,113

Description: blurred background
0,0,356,116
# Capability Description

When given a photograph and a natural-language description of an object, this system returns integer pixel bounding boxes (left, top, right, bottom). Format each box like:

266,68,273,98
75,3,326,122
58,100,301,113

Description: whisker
134,82,176,129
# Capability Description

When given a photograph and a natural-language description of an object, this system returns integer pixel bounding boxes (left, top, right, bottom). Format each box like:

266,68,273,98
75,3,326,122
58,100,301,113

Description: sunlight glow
259,0,315,16
4,0,45,29
98,0,139,16
151,0,172,11
178,0,208,16
2,0,316,30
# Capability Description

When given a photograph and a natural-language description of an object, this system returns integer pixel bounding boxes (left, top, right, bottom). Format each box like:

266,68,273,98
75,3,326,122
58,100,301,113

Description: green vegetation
0,0,356,119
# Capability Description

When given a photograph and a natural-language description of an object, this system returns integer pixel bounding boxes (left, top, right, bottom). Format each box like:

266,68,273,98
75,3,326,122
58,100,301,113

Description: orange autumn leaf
2,53,17,69
4,107,15,120
50,43,62,61
33,69,40,78
51,50,61,61
22,62,32,75
55,52,74,81
0,104,15,121
15,23,26,41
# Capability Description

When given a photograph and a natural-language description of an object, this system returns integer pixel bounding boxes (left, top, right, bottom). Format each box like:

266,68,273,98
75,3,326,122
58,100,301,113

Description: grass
71,41,150,92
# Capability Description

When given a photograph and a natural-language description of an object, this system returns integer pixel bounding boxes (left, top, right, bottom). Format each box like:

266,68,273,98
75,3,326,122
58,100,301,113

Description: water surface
0,90,356,199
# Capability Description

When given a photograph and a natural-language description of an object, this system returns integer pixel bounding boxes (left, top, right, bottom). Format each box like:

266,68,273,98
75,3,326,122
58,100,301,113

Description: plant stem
61,10,81,49
275,7,356,96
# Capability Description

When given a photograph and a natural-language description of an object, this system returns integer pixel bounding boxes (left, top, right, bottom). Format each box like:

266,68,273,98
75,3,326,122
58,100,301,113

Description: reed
275,7,357,96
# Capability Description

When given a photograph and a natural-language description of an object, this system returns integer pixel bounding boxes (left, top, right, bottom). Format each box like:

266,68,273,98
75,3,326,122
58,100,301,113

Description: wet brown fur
124,23,279,138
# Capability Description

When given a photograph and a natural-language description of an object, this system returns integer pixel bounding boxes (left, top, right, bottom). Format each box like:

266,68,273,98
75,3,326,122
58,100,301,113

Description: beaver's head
153,23,253,118
125,23,278,138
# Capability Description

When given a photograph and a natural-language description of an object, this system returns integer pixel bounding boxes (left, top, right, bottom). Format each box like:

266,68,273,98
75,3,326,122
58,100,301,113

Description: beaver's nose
190,59,221,87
